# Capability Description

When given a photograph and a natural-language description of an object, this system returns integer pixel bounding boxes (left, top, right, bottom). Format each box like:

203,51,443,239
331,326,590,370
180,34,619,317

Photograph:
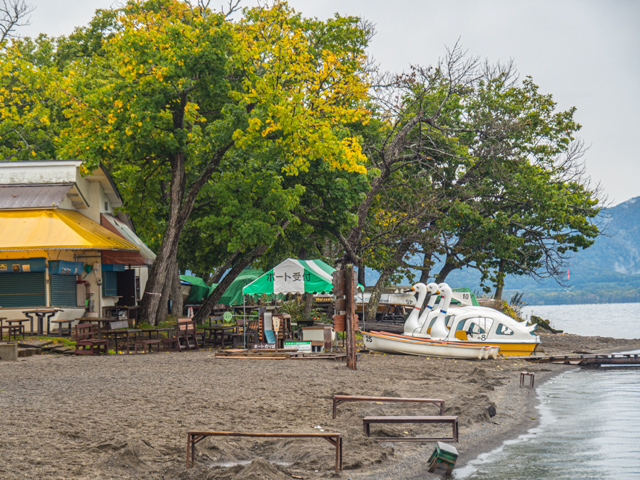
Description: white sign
272,263,306,294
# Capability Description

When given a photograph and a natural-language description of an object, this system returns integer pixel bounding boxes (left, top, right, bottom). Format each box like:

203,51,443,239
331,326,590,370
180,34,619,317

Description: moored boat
439,306,540,356
411,283,540,357
363,330,499,360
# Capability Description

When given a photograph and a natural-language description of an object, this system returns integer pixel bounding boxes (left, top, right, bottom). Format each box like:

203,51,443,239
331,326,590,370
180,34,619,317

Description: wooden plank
187,431,343,472
363,415,458,442
333,395,445,418
345,264,356,370
214,356,287,360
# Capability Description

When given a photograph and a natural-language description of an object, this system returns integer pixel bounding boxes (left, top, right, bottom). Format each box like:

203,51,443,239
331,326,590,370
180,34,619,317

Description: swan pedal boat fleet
363,282,540,359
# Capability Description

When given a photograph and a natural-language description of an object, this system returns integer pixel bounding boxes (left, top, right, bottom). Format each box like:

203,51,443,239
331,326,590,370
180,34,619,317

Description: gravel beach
1,332,639,480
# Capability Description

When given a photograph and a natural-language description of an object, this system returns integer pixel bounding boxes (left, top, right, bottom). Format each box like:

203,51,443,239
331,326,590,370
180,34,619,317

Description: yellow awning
0,209,139,252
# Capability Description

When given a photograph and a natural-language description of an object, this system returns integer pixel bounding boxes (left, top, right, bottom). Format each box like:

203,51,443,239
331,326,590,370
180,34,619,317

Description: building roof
0,209,139,252
0,185,73,209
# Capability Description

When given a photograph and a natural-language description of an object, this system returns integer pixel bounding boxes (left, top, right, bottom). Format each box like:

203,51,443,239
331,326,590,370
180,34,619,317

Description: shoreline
1,333,639,479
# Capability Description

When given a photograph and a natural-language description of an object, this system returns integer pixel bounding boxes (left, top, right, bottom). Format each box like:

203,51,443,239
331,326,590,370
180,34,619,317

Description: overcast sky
18,0,640,206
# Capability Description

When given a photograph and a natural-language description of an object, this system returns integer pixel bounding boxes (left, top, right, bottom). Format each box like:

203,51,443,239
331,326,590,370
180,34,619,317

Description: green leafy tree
340,47,601,317
60,0,371,323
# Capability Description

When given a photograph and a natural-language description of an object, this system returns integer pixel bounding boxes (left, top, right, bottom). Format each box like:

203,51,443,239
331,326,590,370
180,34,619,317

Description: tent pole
243,296,246,349
361,288,365,333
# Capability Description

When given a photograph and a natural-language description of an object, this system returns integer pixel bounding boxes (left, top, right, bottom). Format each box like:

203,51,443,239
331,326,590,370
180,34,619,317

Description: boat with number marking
363,330,499,360
413,283,540,356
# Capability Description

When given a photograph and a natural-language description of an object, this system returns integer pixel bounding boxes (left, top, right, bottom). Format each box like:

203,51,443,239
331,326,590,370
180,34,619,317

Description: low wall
0,342,18,361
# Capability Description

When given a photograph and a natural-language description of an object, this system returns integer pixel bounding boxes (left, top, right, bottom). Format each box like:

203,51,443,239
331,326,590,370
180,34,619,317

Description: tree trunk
170,260,183,318
209,250,241,284
192,219,290,324
435,259,457,284
365,267,393,321
357,262,366,287
419,253,432,284
493,259,507,301
303,292,314,320
192,245,266,325
138,153,190,325
156,261,172,323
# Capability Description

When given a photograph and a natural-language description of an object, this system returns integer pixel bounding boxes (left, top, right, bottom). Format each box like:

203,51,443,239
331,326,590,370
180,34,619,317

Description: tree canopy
0,1,602,319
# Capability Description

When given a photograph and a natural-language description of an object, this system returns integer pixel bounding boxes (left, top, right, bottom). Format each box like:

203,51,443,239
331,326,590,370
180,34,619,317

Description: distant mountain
362,196,640,305
500,196,640,305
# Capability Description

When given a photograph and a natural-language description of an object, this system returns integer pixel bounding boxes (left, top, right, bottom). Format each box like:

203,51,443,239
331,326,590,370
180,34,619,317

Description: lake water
455,303,640,480
522,302,640,339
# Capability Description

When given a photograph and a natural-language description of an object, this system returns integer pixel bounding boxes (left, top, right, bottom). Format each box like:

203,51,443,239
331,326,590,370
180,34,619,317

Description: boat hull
363,331,497,360
464,341,537,357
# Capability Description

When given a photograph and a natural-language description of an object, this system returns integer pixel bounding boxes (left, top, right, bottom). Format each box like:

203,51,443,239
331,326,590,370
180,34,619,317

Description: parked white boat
439,306,540,356
363,330,499,360
357,285,477,313
414,283,540,356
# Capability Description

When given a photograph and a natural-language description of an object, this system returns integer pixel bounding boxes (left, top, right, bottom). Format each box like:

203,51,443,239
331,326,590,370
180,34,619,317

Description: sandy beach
1,332,639,480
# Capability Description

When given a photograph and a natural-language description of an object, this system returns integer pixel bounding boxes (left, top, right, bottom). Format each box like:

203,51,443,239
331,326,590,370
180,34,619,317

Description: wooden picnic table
23,308,62,335
101,328,141,354
134,327,174,354
202,325,240,347
332,395,445,419
0,317,24,341
187,431,343,473
363,415,459,442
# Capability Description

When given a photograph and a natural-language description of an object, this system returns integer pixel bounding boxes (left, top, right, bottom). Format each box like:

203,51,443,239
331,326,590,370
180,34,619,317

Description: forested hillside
449,197,640,304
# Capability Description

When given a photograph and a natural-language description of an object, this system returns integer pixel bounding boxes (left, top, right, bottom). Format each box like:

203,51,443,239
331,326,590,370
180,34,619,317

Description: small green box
428,441,459,474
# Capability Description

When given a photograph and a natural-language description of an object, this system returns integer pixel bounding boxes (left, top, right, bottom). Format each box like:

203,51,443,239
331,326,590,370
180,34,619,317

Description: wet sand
1,332,639,480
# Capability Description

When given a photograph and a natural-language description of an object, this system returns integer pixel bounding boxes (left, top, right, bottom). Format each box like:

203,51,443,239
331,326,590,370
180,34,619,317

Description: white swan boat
363,330,499,360
412,283,540,357
363,283,499,360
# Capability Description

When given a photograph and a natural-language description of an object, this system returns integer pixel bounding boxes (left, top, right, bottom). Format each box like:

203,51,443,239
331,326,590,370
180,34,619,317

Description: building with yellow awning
0,161,156,330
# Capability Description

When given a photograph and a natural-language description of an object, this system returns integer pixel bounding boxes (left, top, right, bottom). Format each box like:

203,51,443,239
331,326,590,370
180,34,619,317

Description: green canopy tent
218,269,263,306
180,275,216,304
180,269,263,306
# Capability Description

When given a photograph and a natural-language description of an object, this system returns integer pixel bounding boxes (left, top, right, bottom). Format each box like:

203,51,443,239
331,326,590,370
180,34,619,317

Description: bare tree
0,0,33,43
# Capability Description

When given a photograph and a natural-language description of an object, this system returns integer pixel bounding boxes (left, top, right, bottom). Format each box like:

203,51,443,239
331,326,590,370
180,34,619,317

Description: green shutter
0,272,46,308
50,274,78,307
102,271,118,297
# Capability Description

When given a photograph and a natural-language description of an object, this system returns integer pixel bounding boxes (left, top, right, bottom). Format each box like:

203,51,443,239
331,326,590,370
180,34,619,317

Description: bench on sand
332,395,445,419
186,430,343,472
363,415,459,442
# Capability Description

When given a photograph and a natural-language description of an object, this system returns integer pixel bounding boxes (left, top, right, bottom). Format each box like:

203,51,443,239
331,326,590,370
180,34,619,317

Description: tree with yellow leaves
60,0,371,323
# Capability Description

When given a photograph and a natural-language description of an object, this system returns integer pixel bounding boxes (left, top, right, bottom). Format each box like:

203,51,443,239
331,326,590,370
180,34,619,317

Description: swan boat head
402,282,428,334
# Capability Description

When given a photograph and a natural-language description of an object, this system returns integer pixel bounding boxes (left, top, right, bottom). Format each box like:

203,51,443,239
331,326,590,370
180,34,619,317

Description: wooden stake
345,264,357,370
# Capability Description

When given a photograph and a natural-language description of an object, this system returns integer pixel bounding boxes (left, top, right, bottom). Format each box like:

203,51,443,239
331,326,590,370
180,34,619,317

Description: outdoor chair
164,318,199,351
74,323,108,355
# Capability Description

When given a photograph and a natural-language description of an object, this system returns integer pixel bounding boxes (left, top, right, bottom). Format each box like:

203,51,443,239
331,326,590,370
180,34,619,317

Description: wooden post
345,264,357,370
273,316,280,352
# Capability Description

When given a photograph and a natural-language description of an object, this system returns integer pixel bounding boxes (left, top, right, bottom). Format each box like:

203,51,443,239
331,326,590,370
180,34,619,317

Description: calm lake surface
455,303,640,480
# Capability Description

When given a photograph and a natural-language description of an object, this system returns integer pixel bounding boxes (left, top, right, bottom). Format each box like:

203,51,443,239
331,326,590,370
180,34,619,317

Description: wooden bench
187,431,343,472
50,319,74,337
332,395,445,419
135,338,162,353
363,415,459,442
0,324,24,341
